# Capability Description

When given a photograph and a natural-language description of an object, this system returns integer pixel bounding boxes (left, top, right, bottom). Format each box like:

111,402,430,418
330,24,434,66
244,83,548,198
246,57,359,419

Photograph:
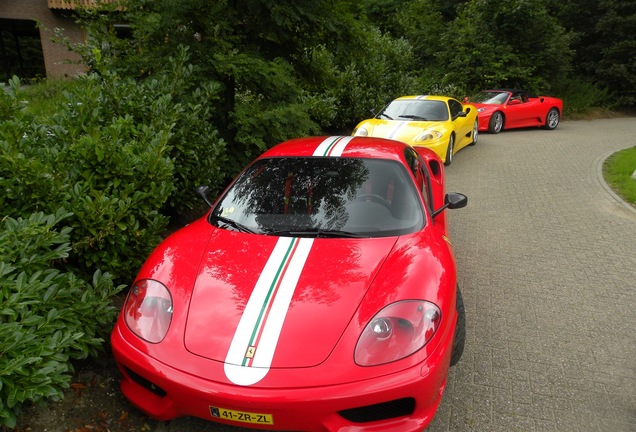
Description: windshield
211,157,424,237
379,100,449,121
470,91,509,105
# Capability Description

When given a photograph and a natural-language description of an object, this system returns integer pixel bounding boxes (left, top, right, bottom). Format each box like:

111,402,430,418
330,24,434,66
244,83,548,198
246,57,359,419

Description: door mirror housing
431,193,468,218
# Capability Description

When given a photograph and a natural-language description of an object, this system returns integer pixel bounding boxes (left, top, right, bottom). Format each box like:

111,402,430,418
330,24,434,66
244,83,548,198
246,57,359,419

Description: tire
450,285,466,367
469,120,478,145
488,111,504,133
543,107,560,130
444,134,455,166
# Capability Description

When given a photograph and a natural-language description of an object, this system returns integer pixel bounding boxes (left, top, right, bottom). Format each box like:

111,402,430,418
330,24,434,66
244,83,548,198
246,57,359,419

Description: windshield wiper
266,228,370,238
399,114,428,120
378,112,394,120
210,215,256,234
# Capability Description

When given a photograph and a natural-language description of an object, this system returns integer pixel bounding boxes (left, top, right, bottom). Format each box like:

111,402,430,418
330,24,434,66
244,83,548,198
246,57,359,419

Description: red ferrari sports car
111,136,468,431
466,89,563,133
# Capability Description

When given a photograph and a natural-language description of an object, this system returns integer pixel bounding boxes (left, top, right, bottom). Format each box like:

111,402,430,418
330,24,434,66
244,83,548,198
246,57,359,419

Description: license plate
210,405,274,425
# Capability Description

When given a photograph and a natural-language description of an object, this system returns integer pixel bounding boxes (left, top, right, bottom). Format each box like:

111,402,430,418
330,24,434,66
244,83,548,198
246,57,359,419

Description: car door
448,98,472,149
503,93,527,127
505,92,543,128
518,95,547,126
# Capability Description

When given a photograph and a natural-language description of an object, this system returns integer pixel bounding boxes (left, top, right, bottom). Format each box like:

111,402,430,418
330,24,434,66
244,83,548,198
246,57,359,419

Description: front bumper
412,139,448,162
477,114,491,131
111,324,453,432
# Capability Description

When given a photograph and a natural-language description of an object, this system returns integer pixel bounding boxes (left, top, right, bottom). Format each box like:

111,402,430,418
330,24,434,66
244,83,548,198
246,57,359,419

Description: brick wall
0,0,86,78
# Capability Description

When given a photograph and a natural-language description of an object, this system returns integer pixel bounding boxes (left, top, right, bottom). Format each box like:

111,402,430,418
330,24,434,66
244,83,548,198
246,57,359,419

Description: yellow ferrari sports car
352,95,479,165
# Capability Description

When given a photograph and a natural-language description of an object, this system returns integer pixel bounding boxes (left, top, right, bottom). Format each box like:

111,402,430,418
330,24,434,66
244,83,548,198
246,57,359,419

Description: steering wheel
355,193,391,209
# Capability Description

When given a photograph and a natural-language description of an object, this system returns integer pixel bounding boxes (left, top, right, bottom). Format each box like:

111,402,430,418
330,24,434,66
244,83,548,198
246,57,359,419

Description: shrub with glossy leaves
2,49,227,283
0,210,123,428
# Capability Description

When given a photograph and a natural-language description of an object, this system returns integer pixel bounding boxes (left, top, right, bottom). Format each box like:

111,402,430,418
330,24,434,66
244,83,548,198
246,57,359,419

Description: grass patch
604,146,636,206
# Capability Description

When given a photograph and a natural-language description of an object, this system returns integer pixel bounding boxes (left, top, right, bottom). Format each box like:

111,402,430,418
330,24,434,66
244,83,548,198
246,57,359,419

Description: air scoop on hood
183,233,398,369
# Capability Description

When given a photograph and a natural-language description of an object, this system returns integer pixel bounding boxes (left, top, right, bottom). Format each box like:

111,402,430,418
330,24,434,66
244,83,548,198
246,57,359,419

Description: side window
509,93,523,104
418,164,431,209
448,99,463,118
404,147,418,176
404,148,431,208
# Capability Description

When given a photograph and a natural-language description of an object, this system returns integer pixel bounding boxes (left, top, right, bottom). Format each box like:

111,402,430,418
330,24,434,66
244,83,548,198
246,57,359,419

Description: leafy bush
1,75,174,284
0,210,123,428
0,77,29,124
165,79,227,219
552,76,612,115
0,77,66,218
53,74,176,282
325,29,419,130
2,49,228,283
435,0,573,93
0,42,229,431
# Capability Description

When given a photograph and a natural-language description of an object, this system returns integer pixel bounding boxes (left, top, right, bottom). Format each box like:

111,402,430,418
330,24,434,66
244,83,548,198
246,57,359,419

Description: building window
0,19,46,82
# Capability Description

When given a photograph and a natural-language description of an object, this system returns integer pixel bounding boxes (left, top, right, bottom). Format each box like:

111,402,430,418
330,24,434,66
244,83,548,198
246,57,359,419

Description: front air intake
338,397,416,423
123,366,167,397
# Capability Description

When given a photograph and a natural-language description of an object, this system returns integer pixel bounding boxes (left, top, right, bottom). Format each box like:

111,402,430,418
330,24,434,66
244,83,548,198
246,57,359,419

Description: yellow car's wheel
469,120,479,145
444,134,455,166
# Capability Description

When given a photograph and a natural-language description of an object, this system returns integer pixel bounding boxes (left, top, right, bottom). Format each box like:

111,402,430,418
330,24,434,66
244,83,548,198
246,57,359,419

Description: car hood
183,228,399,370
360,119,446,143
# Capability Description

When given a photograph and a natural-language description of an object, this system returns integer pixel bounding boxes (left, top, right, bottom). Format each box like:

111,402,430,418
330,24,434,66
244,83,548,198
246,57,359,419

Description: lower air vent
338,397,416,423
124,366,167,397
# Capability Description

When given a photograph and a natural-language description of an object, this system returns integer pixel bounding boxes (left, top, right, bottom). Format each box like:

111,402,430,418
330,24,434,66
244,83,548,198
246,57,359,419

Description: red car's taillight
355,300,441,366
124,279,173,343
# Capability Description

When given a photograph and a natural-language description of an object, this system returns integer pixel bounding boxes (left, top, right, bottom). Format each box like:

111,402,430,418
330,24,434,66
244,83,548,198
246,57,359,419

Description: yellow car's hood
355,119,447,145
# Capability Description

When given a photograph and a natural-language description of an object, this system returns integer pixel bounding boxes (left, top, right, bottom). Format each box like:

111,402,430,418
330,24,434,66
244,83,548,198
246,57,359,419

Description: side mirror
431,192,468,218
508,99,521,105
446,192,468,209
196,185,214,208
463,96,470,102
454,111,467,119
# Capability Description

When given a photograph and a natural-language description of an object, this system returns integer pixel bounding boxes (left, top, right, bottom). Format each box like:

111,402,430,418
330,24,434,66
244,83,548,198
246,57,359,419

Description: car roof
259,136,411,163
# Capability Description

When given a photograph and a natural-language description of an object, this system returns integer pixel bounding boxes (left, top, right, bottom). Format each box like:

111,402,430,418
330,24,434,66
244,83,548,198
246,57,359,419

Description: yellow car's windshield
379,100,449,122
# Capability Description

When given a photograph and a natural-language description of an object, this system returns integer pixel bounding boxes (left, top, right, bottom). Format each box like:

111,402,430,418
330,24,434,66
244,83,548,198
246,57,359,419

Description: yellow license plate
210,405,274,425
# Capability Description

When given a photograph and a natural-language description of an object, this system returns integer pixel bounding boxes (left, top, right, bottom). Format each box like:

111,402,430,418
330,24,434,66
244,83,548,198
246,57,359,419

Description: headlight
353,127,368,137
478,108,486,113
355,300,441,366
124,279,173,343
415,130,443,142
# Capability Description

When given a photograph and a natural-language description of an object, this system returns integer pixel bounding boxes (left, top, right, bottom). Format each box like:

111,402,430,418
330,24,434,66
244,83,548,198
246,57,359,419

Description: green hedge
0,50,229,426
0,210,122,428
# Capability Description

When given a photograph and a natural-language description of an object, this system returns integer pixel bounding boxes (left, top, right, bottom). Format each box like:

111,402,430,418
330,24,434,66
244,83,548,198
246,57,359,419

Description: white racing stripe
224,237,314,386
313,136,353,157
387,121,408,140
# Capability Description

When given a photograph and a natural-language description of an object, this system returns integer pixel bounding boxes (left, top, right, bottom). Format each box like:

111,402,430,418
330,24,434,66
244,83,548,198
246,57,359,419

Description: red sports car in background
466,89,563,133
111,136,468,431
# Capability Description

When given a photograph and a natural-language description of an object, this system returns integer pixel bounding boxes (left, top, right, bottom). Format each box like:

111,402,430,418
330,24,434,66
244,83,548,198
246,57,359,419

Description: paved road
152,118,636,432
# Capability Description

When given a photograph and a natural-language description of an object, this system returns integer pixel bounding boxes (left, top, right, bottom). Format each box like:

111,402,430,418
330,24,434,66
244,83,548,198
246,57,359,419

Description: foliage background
0,0,634,427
